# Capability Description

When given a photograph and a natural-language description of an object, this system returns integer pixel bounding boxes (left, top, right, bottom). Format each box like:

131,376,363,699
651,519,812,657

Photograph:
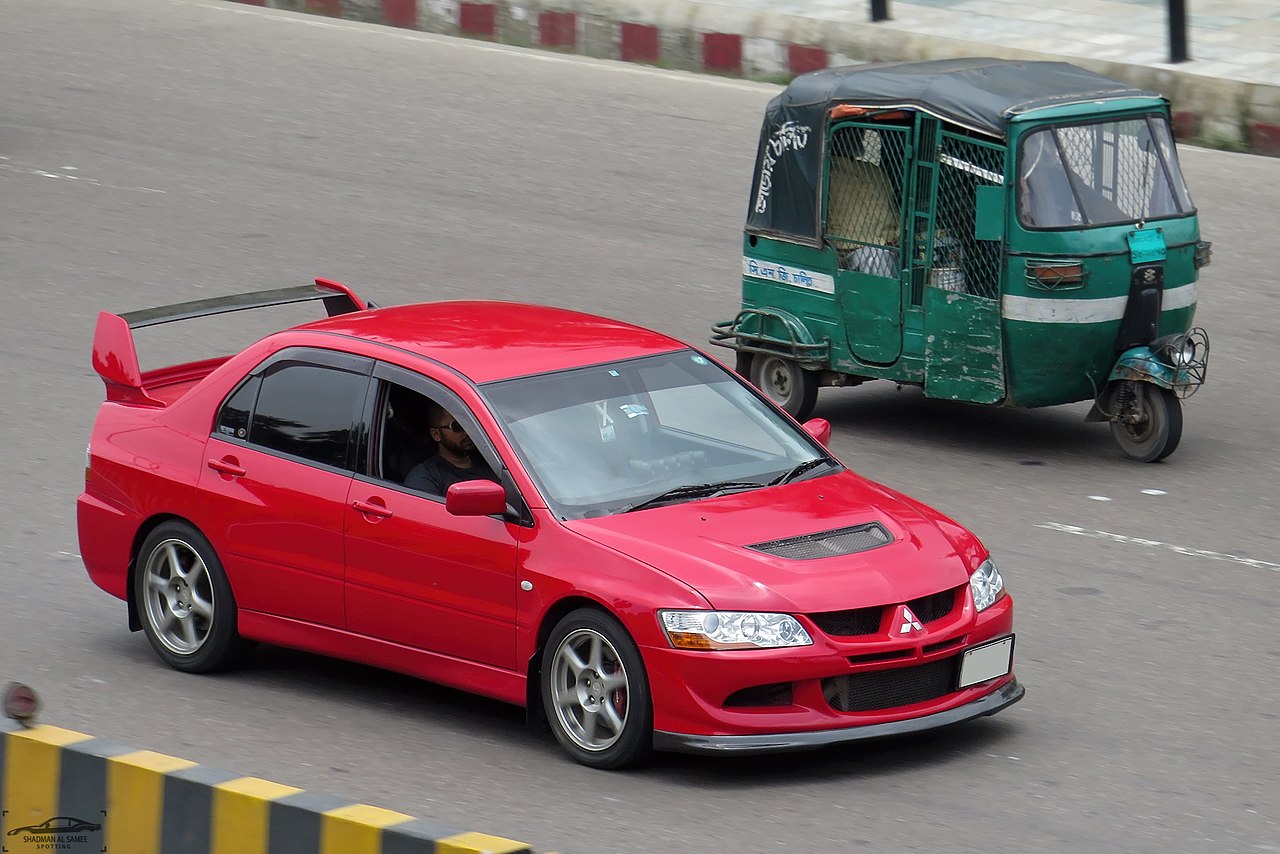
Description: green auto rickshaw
711,58,1211,462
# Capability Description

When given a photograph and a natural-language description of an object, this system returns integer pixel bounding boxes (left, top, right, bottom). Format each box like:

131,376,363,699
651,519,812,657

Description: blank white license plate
958,635,1014,688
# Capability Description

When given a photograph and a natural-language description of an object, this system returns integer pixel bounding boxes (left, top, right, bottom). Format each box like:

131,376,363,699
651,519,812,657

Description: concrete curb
226,0,1280,156
0,719,539,854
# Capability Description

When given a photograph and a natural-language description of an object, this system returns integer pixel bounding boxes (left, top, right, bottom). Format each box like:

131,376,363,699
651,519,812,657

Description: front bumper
654,676,1024,755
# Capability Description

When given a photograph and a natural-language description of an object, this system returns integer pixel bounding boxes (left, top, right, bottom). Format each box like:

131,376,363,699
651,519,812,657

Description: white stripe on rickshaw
1002,284,1196,323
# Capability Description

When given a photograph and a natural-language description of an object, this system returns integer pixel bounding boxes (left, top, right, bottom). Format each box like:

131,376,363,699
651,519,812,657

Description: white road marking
1039,522,1280,573
0,161,166,193
1088,495,1112,501
1141,489,1167,495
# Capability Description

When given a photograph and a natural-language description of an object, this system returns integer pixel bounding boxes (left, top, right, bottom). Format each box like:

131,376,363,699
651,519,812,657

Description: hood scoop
746,522,893,560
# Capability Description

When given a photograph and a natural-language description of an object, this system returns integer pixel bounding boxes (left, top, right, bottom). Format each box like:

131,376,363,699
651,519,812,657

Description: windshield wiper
770,457,836,486
619,481,764,514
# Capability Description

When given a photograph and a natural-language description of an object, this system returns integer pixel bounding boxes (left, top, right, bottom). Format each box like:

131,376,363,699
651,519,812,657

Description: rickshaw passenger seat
827,157,901,271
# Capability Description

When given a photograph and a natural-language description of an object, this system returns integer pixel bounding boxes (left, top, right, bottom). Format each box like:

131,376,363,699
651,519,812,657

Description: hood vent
747,522,893,560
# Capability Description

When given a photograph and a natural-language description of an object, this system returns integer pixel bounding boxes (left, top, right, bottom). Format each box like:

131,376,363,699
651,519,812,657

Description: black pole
1168,0,1189,63
870,0,889,23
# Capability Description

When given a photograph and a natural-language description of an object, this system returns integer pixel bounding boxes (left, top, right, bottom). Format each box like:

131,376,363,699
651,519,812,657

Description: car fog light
969,559,1005,612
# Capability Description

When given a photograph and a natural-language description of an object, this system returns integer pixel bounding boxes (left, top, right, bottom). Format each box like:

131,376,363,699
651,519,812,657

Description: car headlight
970,558,1005,611
660,611,813,650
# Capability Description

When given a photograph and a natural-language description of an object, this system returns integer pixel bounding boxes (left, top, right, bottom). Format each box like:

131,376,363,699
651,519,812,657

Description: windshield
1017,115,1194,228
482,350,834,519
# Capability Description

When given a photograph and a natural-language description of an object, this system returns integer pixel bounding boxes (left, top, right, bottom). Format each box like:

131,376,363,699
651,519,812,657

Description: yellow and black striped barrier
0,717,538,854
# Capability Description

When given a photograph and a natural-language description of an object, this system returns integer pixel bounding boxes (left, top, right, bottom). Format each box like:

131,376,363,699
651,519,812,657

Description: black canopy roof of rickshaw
775,57,1163,139
745,58,1165,246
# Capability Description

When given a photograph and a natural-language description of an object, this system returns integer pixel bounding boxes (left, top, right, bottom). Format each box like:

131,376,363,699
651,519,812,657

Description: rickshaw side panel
738,235,846,364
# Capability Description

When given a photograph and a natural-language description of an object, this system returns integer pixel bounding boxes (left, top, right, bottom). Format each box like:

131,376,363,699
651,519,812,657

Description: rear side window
239,363,369,469
215,376,261,441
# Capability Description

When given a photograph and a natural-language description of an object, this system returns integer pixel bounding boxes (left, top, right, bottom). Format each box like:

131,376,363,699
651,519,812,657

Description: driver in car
405,403,499,495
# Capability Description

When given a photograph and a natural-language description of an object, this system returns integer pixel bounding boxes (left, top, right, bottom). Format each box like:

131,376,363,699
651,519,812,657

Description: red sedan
78,279,1022,768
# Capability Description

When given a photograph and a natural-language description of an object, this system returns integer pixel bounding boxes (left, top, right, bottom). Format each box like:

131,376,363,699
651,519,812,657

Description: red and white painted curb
228,0,1280,156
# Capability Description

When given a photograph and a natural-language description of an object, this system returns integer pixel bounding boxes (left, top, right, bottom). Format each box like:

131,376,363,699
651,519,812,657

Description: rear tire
1109,382,1183,463
134,521,252,673
541,608,652,769
750,354,819,421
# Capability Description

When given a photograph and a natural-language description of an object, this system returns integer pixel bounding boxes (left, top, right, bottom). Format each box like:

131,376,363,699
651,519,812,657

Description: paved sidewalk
235,0,1280,154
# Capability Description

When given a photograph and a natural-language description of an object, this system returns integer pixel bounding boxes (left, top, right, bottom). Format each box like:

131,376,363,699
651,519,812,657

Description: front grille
724,682,794,708
809,585,959,638
822,657,959,712
747,523,892,560
809,606,883,637
908,587,959,623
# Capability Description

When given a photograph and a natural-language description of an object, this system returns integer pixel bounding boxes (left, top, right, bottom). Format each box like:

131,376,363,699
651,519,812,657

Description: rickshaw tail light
1025,260,1085,290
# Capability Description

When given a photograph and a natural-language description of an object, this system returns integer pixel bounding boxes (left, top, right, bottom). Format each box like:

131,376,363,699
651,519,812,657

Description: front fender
1108,346,1179,389
1083,349,1175,423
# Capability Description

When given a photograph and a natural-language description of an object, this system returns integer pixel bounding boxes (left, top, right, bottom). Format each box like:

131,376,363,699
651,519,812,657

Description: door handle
207,458,246,477
352,499,393,519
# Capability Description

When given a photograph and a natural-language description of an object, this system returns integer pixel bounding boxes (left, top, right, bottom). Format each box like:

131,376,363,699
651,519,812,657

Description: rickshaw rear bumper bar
710,310,830,369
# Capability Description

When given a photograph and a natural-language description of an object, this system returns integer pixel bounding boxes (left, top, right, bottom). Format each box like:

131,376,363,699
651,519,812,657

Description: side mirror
802,417,831,447
445,480,507,517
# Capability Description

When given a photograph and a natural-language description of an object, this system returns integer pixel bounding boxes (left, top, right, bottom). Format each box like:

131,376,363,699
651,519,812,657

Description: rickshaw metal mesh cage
824,123,1005,300
825,125,909,264
934,133,1005,300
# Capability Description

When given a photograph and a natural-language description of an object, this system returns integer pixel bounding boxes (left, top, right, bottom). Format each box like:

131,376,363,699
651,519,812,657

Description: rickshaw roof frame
1005,96,1176,129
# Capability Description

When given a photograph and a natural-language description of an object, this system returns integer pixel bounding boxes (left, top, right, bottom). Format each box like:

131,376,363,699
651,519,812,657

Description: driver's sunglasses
435,421,465,433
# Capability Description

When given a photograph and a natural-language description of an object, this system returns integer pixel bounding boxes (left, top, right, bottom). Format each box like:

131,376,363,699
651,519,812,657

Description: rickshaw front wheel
1108,382,1183,463
750,353,818,421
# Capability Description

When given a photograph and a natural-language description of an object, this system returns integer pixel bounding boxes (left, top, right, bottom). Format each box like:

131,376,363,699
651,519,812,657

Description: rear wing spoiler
92,278,371,406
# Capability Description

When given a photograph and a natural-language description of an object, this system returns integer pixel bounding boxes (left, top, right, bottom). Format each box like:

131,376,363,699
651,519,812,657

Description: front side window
483,351,832,519
246,363,369,469
1017,115,1194,228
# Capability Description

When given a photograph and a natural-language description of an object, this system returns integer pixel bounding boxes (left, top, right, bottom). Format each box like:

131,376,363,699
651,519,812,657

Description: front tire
1109,382,1183,463
750,353,818,421
541,608,652,769
134,521,250,673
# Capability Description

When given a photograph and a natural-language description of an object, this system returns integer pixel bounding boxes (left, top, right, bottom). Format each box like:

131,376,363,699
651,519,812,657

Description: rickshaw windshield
1017,115,1194,228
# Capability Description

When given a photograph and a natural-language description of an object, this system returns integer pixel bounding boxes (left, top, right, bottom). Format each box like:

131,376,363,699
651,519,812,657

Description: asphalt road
1,1,1277,852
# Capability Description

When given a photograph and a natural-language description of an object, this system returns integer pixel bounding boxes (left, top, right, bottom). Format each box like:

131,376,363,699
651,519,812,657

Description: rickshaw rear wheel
1108,382,1183,463
750,353,818,421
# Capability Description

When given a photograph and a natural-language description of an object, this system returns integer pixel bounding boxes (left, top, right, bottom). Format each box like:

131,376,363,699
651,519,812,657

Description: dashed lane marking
1039,522,1280,573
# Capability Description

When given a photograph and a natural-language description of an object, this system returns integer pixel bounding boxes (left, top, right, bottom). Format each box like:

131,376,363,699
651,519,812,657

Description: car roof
291,301,689,383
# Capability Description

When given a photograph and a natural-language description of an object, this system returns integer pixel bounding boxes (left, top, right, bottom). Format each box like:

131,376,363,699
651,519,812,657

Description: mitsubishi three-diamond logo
898,605,924,635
